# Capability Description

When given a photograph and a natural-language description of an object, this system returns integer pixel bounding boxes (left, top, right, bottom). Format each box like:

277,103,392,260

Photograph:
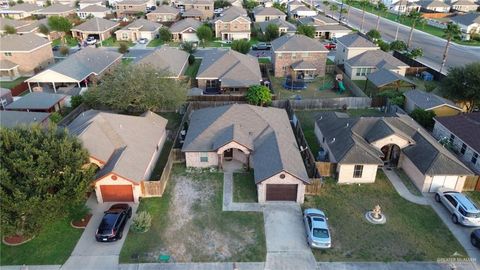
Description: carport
365,69,416,92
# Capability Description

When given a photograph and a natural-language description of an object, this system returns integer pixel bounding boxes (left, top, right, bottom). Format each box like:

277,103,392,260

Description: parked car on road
86,36,97,45
252,42,271,50
435,188,480,226
471,229,480,248
324,42,336,50
95,204,132,242
303,208,332,249
52,45,60,51
138,38,148,44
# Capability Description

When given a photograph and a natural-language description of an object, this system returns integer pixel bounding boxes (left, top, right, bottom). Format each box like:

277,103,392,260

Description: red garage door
100,185,134,202
266,184,297,201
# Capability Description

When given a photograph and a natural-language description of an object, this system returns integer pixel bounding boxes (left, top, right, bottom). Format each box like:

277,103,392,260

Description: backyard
185,59,202,80
353,75,439,97
0,77,28,90
270,75,351,100
120,165,266,263
304,171,467,261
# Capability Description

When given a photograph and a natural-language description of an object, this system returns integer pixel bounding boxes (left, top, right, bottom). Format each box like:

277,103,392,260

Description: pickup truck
252,42,271,50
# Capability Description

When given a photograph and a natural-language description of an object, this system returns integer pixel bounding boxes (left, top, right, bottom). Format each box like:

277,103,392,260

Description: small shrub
59,46,69,56
49,112,62,124
70,95,84,109
188,54,195,65
131,211,152,233
118,41,129,54
424,81,437,92
409,108,436,130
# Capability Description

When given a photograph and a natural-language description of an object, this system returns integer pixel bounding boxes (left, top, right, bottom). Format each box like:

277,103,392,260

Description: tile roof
434,113,480,153
253,6,285,16
346,50,409,69
135,46,189,77
258,18,296,32
34,4,74,14
0,33,50,52
337,33,377,47
0,110,50,128
118,18,161,32
169,18,202,32
196,49,262,88
366,69,415,88
6,92,66,110
450,13,480,25
68,110,167,182
404,89,461,111
271,34,328,52
72,17,119,32
182,104,309,183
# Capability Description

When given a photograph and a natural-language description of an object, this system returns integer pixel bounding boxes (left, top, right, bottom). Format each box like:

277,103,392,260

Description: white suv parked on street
435,187,480,226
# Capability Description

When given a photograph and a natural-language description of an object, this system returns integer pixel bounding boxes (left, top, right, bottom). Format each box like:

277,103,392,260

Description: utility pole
339,0,344,22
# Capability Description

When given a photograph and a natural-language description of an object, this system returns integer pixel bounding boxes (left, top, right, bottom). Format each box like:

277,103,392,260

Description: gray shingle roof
337,33,377,48
68,110,167,182
452,0,479,6
72,17,119,32
291,60,316,70
151,5,180,14
34,4,74,14
78,5,110,12
271,34,328,52
169,18,202,32
418,0,450,8
291,5,313,12
450,13,480,26
258,18,296,32
182,104,309,183
116,0,148,5
0,33,50,52
0,111,50,128
135,46,189,78
196,49,261,88
214,6,248,22
119,18,161,32
0,17,30,29
366,69,415,88
347,50,409,69
0,59,19,70
404,89,461,111
0,3,42,13
182,8,204,17
16,18,47,33
253,6,285,16
6,92,65,110
434,113,480,153
298,14,337,26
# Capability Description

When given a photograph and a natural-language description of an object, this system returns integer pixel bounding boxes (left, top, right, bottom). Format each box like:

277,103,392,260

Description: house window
205,6,210,10
200,152,209,162
277,53,282,59
472,152,478,165
282,66,287,71
292,53,296,59
4,52,12,56
353,165,363,178
206,79,218,88
460,143,467,155
122,33,128,39
449,134,455,144
355,68,371,76
302,52,309,57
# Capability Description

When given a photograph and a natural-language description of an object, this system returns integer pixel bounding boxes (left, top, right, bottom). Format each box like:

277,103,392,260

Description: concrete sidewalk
382,168,428,205
316,262,478,270
222,172,264,212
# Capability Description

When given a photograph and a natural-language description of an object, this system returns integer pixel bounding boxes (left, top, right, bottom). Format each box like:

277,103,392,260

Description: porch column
218,153,223,170
246,154,250,170
77,82,81,88
28,82,32,92
52,82,57,93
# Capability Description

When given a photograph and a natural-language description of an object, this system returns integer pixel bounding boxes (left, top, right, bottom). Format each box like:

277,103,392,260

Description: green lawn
120,165,266,263
0,76,28,89
233,172,257,203
270,75,351,99
258,57,271,64
184,59,201,79
52,36,79,47
100,37,134,47
394,168,422,196
147,39,181,47
304,171,467,261
1,217,83,265
148,140,174,181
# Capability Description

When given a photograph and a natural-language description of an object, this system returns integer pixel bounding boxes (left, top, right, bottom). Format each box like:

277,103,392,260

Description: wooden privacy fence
272,97,372,110
335,66,368,97
305,178,322,195
10,82,28,96
316,162,336,177
463,175,480,191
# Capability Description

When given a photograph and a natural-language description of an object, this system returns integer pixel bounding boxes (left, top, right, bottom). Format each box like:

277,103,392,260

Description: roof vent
319,116,322,120
330,138,335,143
346,122,349,127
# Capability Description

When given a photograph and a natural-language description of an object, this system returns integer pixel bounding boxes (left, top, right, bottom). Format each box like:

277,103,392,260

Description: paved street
315,1,480,72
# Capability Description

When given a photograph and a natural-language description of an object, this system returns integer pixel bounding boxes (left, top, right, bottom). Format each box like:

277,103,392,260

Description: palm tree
406,10,424,48
375,3,387,31
339,7,348,22
439,22,462,74
323,0,330,16
360,0,370,32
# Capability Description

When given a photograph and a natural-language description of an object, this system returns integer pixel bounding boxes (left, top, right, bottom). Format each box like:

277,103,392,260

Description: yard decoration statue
372,205,382,219
365,204,386,224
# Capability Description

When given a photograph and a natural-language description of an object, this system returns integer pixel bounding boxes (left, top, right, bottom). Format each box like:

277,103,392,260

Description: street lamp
339,0,344,22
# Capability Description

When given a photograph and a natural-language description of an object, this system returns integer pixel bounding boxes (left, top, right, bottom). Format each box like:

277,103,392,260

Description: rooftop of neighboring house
434,113,480,153
150,4,180,14
366,69,415,88
337,33,378,48
16,18,50,33
418,0,450,8
135,46,189,78
253,6,285,16
181,0,214,5
182,104,310,184
288,0,304,6
214,6,249,22
404,89,462,111
67,110,168,182
6,92,66,110
78,5,110,12
182,8,204,17
169,17,202,32
0,33,51,52
116,0,148,5
298,14,338,25
72,17,119,32
0,59,19,70
450,13,480,25
34,3,75,14
196,49,262,88
0,17,30,29
0,3,43,13
451,0,479,6
315,111,472,175
291,5,314,12
271,34,328,52
346,50,409,69
258,18,297,32
79,0,104,4
118,18,161,31
0,110,50,128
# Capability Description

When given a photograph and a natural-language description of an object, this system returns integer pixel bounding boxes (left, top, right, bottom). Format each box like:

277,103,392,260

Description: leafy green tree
406,10,424,48
244,0,258,11
272,2,286,13
439,22,462,74
3,25,16,34
0,126,94,237
159,27,172,42
264,23,279,41
118,41,129,54
181,41,197,54
377,40,390,51
390,40,407,51
375,2,387,30
214,0,231,9
17,0,23,3
45,0,52,6
409,108,436,129
245,85,272,106
49,112,62,124
231,39,250,54
48,16,72,43
196,24,213,47
366,29,381,42
407,47,423,59
296,25,315,38
70,95,84,109
38,23,50,36
84,64,188,112
8,1,15,6
59,45,69,56
440,62,480,112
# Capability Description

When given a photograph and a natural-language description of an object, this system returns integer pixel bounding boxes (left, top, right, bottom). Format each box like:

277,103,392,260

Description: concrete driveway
61,195,138,270
263,203,316,270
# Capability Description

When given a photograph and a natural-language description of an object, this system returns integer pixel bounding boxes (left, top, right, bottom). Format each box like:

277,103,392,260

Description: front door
224,148,233,161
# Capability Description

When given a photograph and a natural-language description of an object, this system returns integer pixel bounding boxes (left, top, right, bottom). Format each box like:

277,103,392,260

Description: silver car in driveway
303,208,332,249
435,187,480,226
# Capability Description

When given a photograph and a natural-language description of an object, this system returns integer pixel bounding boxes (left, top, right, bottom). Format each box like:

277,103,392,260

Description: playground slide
338,81,346,93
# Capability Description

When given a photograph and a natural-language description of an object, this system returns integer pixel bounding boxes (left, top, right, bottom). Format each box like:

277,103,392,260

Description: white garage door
429,175,459,192
183,33,199,42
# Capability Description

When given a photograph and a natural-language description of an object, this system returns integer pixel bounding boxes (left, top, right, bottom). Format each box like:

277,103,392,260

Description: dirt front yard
120,165,266,263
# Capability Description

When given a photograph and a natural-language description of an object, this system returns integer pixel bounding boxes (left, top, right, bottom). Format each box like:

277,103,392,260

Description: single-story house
315,111,473,192
433,113,480,174
5,92,66,113
389,0,421,14
0,110,51,128
253,6,286,22
404,89,463,116
169,18,202,42
146,5,180,23
335,33,379,65
68,110,168,203
33,4,76,17
26,47,122,94
77,5,112,19
450,13,480,40
135,46,189,78
115,18,161,42
345,49,409,80
0,17,32,35
418,0,451,12
287,0,304,15
298,14,352,39
450,0,479,12
289,5,317,18
182,104,310,203
0,18,59,39
0,87,13,109
213,6,250,41
195,49,262,94
0,3,42,19
71,17,120,41
257,18,297,36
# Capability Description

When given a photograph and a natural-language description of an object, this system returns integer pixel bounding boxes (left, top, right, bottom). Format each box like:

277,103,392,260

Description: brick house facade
272,51,327,77
214,17,251,40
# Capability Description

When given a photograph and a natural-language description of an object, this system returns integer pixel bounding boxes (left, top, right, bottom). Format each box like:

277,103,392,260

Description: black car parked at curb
471,229,480,248
95,204,132,242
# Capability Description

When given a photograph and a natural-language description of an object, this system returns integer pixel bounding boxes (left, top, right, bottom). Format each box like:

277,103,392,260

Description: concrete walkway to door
382,168,428,205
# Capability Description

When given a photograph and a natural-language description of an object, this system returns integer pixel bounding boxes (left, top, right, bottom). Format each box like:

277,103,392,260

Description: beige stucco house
182,104,310,203
115,0,148,17
175,0,214,20
71,17,120,41
253,6,286,22
146,5,180,23
0,3,42,19
450,0,479,12
68,110,168,203
77,5,112,19
298,14,352,39
450,13,480,40
314,111,472,192
169,18,202,42
213,6,250,41
115,18,161,42
334,33,379,65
